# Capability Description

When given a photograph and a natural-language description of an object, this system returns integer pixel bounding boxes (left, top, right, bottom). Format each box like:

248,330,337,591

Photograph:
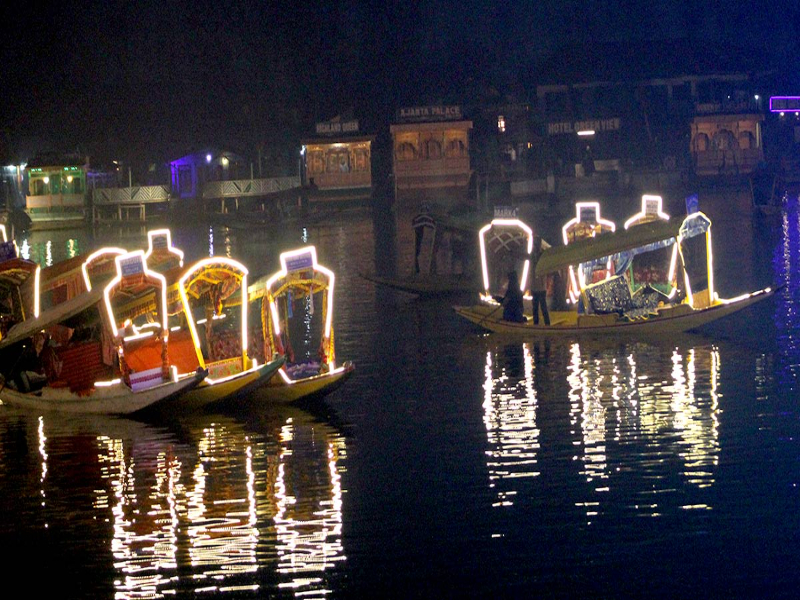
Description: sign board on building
397,106,463,122
770,97,800,112
547,118,621,136
315,120,360,135
493,206,518,219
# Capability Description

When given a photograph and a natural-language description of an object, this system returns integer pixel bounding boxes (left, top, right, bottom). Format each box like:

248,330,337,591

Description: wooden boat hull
0,371,206,415
258,361,355,403
177,358,284,406
360,272,480,296
454,287,776,336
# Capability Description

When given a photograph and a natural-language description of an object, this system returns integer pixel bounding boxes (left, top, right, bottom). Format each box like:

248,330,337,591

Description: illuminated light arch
103,250,169,338
264,246,336,375
561,202,616,302
177,256,250,371
144,228,184,268
81,247,127,292
478,218,534,300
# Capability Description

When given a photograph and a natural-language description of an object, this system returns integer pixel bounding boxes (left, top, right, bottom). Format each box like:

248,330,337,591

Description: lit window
497,116,506,133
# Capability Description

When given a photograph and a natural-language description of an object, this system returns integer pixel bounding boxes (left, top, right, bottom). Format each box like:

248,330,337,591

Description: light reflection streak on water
94,436,179,599
45,240,53,267
208,226,214,257
482,345,540,508
565,343,720,519
274,418,345,597
19,238,30,260
38,417,47,520
67,238,78,259
568,343,608,487
186,423,259,588
776,205,800,385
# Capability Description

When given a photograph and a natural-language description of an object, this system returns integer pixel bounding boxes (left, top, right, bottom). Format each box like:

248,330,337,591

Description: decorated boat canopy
536,214,710,278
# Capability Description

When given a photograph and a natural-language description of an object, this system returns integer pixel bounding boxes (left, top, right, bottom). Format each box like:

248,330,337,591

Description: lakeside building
390,105,473,206
170,150,247,202
300,117,374,202
25,153,90,222
530,40,774,187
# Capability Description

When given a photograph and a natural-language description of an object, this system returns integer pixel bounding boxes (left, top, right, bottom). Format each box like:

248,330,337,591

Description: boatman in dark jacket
501,270,526,323
530,236,551,325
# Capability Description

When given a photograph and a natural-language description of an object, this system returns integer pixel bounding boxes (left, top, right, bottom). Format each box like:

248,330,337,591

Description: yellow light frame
177,256,249,371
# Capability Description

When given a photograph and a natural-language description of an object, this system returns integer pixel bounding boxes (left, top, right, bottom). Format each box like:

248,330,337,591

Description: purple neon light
770,96,800,112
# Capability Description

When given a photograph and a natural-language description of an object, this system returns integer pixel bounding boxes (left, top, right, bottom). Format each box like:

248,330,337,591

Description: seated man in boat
500,270,526,323
3,332,50,393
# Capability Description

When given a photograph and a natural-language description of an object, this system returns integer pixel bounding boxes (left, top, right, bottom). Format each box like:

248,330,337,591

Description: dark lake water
1,188,799,598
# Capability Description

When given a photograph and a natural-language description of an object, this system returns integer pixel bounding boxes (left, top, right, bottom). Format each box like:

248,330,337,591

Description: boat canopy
536,212,711,277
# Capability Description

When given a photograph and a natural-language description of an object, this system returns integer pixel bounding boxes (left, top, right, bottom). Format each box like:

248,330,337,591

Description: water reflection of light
45,240,53,267
96,435,179,599
568,343,608,487
38,417,48,523
274,417,346,596
185,423,260,590
67,238,78,259
208,226,214,257
566,342,721,519
482,345,541,509
19,238,30,259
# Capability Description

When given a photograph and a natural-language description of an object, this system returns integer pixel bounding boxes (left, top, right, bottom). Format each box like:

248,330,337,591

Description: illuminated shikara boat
360,205,484,296
0,236,41,342
249,246,354,402
455,212,777,336
168,256,285,405
0,250,206,414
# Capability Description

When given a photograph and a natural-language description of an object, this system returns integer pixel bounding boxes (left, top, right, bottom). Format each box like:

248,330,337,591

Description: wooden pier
92,185,171,223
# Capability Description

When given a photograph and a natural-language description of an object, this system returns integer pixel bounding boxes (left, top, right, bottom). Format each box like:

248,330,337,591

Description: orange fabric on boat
124,336,165,374
168,329,202,374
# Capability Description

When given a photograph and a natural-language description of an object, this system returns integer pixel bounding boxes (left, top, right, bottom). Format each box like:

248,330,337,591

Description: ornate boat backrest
263,245,336,367
144,228,184,273
478,218,533,299
562,202,616,302
103,250,170,384
81,247,127,292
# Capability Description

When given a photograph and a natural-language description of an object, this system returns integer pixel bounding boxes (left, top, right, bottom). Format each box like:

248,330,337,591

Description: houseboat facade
390,106,473,206
301,118,374,201
25,153,89,223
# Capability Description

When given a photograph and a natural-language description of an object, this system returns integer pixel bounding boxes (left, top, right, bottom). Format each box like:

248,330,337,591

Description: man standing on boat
530,236,551,325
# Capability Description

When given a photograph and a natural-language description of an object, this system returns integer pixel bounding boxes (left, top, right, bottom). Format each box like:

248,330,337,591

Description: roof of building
533,38,776,87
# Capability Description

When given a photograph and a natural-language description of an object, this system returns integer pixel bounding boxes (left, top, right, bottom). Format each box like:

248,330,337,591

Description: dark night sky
1,1,798,165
